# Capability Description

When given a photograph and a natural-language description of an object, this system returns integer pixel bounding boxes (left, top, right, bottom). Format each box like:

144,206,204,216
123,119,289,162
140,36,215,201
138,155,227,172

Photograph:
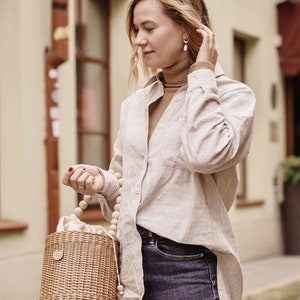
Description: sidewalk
242,255,300,300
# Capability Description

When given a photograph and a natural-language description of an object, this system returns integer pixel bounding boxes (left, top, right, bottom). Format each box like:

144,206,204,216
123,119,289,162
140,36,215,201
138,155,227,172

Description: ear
182,28,188,40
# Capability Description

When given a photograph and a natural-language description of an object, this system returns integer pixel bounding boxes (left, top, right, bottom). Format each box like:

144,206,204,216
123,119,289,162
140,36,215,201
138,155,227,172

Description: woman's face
133,0,188,70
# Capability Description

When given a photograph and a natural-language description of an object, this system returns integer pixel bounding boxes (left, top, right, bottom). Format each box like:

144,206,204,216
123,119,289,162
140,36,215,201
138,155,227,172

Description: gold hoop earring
183,38,188,51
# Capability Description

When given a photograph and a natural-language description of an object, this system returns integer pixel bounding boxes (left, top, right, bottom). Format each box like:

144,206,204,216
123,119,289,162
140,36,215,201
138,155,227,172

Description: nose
134,32,147,47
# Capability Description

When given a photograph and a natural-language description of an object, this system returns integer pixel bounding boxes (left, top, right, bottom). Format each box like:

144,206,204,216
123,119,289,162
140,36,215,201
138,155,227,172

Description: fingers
62,165,102,195
62,166,76,186
197,25,214,48
85,174,99,195
196,24,218,65
68,167,88,191
76,171,91,190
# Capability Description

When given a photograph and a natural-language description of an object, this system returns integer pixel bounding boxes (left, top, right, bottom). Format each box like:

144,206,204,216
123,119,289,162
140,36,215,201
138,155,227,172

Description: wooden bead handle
73,169,123,238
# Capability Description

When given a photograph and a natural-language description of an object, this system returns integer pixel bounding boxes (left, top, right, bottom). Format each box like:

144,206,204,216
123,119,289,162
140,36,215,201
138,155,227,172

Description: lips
144,51,154,56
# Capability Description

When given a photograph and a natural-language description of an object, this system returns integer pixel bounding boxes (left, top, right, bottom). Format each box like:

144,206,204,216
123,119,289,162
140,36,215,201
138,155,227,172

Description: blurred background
0,0,300,298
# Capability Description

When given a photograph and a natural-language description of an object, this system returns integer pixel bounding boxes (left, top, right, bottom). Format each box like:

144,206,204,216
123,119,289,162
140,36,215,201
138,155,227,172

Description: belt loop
137,225,154,240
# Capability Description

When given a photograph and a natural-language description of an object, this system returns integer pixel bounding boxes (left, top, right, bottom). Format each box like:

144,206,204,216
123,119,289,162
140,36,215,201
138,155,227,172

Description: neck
162,57,192,86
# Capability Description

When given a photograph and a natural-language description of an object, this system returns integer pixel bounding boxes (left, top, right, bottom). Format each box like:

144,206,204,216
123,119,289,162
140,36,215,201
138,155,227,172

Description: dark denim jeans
137,226,219,300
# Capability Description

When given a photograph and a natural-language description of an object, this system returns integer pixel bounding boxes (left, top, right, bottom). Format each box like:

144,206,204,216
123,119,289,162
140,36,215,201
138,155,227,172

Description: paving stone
242,255,300,300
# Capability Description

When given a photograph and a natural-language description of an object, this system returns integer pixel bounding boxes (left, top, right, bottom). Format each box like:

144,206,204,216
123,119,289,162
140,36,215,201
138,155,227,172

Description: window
233,35,264,207
75,0,110,217
76,0,110,168
233,37,247,199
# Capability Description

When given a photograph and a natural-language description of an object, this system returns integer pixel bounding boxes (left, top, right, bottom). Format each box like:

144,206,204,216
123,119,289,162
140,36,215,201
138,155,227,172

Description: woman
62,0,256,299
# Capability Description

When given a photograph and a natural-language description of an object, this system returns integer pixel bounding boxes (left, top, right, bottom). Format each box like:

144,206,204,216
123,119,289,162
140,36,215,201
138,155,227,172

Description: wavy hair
126,0,211,85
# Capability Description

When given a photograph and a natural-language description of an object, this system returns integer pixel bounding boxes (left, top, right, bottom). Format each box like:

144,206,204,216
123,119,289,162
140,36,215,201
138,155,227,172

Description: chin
145,62,158,69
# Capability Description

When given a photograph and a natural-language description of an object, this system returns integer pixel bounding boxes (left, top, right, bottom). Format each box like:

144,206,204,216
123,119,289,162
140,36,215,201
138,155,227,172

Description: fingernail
68,167,73,172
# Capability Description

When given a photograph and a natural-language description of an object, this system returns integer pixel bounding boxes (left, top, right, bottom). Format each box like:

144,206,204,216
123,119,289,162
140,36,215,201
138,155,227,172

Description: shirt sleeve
181,68,256,174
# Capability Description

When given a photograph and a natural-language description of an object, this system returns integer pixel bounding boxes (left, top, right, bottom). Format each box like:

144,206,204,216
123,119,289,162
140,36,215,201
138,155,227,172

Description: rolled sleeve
188,68,218,91
181,70,255,174
96,168,120,220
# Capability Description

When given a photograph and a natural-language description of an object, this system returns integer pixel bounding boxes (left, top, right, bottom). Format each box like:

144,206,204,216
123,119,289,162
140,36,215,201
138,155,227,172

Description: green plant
282,155,300,184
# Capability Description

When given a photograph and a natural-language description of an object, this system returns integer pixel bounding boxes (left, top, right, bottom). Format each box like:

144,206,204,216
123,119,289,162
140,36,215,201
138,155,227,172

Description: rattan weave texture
40,230,118,300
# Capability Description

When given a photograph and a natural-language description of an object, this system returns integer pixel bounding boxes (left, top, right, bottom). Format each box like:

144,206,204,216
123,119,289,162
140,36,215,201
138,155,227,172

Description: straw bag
40,170,124,300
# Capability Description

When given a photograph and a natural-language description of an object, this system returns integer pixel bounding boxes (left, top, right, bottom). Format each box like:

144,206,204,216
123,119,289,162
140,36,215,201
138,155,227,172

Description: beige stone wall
206,0,286,261
0,0,51,298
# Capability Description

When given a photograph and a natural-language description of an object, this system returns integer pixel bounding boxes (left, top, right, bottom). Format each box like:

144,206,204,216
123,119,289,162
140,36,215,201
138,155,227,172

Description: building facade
0,0,296,298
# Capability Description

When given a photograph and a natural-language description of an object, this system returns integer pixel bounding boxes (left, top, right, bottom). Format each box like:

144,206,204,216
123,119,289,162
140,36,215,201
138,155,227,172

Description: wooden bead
114,204,120,211
109,224,117,231
79,200,88,210
112,211,120,219
116,196,121,204
83,195,93,203
108,230,116,236
74,207,83,218
117,285,124,294
111,218,118,225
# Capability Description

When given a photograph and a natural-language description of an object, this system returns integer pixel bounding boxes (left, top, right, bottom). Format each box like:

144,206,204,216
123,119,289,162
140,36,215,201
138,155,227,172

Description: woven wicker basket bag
40,170,123,300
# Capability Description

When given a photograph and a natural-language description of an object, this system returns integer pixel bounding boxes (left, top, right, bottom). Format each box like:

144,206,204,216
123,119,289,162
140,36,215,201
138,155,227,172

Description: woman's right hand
196,24,218,66
62,164,104,195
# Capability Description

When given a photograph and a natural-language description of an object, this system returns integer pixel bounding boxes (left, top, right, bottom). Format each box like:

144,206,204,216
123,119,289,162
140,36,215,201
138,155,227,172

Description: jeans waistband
137,225,160,239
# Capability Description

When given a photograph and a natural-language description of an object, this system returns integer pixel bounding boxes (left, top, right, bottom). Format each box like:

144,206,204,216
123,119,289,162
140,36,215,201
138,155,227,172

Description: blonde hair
126,0,212,85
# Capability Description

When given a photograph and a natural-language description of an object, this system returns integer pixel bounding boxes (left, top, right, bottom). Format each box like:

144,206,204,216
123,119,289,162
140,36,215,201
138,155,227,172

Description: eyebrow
133,20,156,27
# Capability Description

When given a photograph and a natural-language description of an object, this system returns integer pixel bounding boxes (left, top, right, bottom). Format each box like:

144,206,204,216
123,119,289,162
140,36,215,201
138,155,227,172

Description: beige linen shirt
99,64,256,300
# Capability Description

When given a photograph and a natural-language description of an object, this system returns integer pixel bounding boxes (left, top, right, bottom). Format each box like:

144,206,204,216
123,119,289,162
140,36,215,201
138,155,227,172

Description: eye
133,26,139,34
145,27,154,32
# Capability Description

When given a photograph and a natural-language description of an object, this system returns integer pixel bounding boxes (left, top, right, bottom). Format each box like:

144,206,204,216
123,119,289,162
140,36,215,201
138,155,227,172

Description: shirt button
135,189,140,194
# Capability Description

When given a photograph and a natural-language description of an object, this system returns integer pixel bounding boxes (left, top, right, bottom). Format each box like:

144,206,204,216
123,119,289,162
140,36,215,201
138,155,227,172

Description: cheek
162,38,184,58
167,33,184,52
154,28,183,52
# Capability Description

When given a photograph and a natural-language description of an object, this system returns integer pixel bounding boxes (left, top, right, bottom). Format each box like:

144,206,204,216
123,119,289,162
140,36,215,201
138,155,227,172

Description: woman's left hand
196,24,218,66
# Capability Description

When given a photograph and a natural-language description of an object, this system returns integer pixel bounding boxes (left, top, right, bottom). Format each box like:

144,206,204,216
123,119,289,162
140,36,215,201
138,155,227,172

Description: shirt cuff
189,61,215,73
187,68,217,91
96,167,119,200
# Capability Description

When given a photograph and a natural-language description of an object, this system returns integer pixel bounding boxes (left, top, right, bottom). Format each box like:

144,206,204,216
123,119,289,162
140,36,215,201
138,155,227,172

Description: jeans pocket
154,238,205,261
